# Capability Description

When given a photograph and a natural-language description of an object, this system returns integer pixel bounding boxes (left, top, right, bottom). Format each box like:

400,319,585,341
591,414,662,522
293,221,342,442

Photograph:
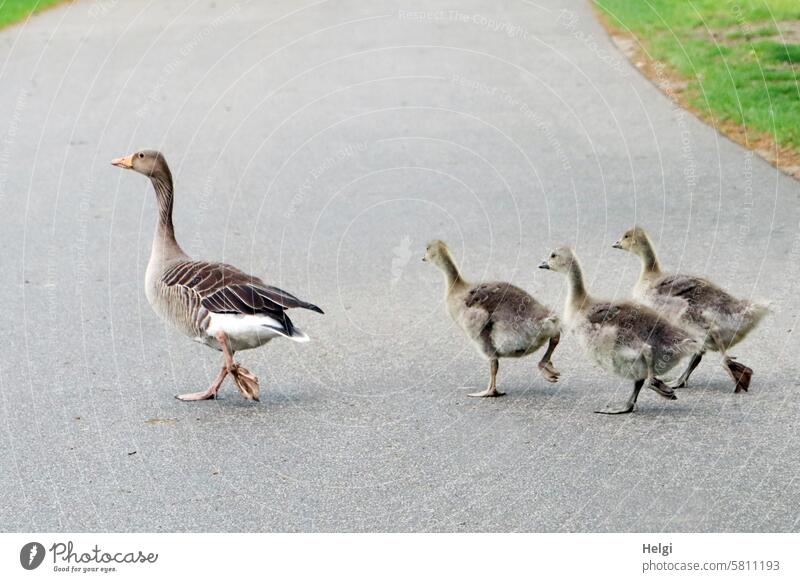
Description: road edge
591,4,800,181
0,0,72,32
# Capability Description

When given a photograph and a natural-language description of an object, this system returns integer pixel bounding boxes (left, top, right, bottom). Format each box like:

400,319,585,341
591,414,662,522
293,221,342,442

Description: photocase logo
20,542,45,570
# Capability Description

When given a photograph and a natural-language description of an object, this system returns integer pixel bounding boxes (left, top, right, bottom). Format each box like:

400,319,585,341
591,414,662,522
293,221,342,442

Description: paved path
1,0,798,532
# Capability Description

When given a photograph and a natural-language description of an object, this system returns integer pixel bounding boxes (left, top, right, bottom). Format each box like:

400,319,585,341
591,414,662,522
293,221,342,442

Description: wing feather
159,260,323,336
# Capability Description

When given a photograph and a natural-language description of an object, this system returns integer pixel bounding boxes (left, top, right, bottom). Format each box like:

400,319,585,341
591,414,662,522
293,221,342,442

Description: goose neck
150,173,185,262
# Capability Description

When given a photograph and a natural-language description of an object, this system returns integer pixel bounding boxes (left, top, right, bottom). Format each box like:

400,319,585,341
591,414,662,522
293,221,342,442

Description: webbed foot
538,361,560,383
647,378,677,400
466,387,506,398
594,403,635,415
176,365,227,401
229,363,260,401
725,358,752,393
175,389,217,402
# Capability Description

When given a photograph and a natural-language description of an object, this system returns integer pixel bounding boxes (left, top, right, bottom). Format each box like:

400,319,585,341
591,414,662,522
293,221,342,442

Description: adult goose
540,247,699,414
112,150,323,402
424,240,561,397
613,227,768,392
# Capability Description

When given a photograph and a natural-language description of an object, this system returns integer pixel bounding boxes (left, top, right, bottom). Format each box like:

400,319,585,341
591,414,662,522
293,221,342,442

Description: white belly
205,313,302,352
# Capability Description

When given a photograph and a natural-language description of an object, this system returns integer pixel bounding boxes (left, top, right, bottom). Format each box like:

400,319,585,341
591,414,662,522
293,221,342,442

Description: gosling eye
550,253,556,259
138,152,145,159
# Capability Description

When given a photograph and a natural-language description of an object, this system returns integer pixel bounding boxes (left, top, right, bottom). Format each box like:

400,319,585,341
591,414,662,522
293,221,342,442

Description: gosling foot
667,378,687,389
466,387,506,398
538,360,560,383
594,403,635,415
647,378,677,400
229,363,260,401
725,358,752,393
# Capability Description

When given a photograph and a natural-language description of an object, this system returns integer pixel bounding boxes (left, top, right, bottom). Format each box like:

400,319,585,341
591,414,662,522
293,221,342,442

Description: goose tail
286,328,311,343
265,325,311,343
301,301,324,314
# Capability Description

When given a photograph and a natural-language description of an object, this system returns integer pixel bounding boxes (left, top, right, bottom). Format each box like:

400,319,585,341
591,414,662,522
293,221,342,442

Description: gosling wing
465,282,551,322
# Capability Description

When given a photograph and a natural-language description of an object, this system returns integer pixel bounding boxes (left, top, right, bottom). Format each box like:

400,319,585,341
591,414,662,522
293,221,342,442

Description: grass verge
594,0,800,178
0,0,67,30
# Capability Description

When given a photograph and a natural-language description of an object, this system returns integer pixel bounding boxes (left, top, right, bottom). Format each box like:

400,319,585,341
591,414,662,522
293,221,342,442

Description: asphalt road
1,0,798,532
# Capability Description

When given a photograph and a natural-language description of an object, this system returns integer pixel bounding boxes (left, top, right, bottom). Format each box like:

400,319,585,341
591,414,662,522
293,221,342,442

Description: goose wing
161,260,323,334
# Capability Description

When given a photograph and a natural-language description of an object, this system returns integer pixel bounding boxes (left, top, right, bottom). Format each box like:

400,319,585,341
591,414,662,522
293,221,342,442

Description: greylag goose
539,247,699,414
613,226,768,392
111,150,323,402
423,240,561,397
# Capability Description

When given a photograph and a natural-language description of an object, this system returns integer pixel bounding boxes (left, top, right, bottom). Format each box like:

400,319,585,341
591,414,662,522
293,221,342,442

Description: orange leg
216,331,260,401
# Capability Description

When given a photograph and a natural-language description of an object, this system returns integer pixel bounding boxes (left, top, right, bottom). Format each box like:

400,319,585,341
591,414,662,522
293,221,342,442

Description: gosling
424,240,561,397
540,247,699,414
613,227,769,392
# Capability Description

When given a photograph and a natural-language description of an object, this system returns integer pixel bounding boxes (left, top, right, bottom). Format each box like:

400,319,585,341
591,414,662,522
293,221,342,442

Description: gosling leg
668,351,704,389
217,330,261,402
175,365,228,401
595,379,644,414
537,333,561,383
468,358,505,397
641,343,677,400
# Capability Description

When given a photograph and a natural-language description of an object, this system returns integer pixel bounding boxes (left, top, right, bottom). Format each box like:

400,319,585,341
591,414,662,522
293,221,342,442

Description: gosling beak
111,154,134,169
538,261,550,270
612,240,623,249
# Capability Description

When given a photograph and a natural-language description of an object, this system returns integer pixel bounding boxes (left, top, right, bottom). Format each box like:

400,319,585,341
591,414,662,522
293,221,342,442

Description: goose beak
612,240,623,249
538,261,550,270
111,154,134,169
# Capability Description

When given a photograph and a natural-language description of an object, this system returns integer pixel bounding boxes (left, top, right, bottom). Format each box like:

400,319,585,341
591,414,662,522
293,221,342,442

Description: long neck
150,172,185,263
637,238,662,278
438,250,466,293
566,259,589,308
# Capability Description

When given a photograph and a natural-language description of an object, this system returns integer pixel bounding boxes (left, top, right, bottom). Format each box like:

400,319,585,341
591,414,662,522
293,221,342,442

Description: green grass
596,0,800,149
0,0,65,29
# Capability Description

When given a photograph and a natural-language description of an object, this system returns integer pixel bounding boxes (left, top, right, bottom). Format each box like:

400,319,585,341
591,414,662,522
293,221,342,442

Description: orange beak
111,154,134,169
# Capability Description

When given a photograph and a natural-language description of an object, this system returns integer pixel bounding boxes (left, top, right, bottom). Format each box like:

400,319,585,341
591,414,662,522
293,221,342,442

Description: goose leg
595,379,644,414
468,358,505,397
175,365,228,401
217,331,261,402
711,334,752,393
537,333,561,383
668,351,704,389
